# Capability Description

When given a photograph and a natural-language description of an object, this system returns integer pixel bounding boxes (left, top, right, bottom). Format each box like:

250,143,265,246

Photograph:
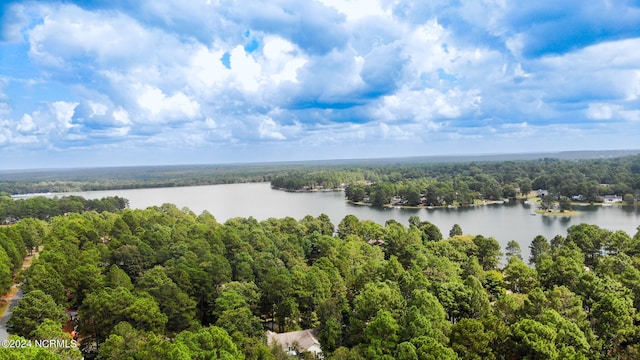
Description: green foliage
505,240,522,261
79,287,167,343
411,336,459,360
98,322,188,360
7,290,65,338
176,326,244,360
0,246,12,295
472,235,502,271
449,224,463,238
509,319,558,359
450,318,495,360
10,194,640,360
592,293,636,352
22,263,66,304
504,258,539,293
0,336,66,359
138,266,197,333
529,235,550,266
364,310,400,356
0,195,127,224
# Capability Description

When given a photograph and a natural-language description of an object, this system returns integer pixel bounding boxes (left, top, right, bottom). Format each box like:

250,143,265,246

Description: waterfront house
603,195,623,203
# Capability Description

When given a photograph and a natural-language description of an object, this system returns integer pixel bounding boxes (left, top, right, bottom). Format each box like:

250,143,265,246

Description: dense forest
272,155,640,207
0,195,129,224
2,152,639,199
1,195,640,359
0,165,284,195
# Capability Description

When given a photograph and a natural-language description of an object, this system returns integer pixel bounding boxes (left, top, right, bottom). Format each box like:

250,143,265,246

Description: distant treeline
0,164,284,195
273,155,640,206
2,154,640,204
270,170,366,190
0,195,129,224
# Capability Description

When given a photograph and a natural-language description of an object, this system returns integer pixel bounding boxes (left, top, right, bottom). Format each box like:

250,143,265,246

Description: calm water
60,182,640,260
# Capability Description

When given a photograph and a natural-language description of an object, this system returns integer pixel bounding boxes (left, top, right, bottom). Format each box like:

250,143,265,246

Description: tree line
0,195,128,224
0,218,43,296
2,198,640,359
4,155,640,205
274,155,640,207
0,164,286,195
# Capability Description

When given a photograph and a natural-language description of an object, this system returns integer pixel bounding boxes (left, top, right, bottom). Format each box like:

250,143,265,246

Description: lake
59,182,640,261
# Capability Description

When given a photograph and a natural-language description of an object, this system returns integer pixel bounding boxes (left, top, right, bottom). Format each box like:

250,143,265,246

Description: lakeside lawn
535,209,582,216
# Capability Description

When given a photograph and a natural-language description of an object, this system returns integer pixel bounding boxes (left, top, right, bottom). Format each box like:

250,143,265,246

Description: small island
535,209,582,216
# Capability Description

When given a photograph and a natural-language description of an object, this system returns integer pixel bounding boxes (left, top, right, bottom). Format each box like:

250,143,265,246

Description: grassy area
535,209,582,216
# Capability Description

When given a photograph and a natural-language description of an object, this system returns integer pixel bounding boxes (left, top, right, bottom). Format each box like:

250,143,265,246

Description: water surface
61,183,640,261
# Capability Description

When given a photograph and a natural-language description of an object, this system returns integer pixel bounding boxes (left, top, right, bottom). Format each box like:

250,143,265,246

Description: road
0,285,24,341
0,250,36,342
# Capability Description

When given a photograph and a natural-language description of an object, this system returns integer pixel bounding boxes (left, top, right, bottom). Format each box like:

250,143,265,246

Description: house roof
266,329,321,352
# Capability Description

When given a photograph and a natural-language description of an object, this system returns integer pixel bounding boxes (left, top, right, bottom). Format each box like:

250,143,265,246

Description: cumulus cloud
587,103,640,122
136,85,200,121
258,117,286,140
1,0,639,168
502,0,640,58
221,0,350,55
17,114,37,133
50,101,79,129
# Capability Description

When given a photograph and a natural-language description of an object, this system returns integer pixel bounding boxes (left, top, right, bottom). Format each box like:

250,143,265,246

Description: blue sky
1,0,640,169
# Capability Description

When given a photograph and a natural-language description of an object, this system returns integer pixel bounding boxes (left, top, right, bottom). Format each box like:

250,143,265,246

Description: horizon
1,148,639,174
2,1,640,170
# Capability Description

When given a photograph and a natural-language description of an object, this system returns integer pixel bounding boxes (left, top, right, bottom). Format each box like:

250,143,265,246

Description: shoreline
346,199,511,210
535,209,583,217
271,187,344,193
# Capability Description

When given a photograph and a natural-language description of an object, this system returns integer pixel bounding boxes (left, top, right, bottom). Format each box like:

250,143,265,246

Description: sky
1,0,640,170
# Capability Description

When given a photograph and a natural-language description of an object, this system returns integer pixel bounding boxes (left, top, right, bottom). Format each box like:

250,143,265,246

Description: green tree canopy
7,290,65,338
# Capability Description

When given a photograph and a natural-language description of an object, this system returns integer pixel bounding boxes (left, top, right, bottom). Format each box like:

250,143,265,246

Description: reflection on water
61,183,640,263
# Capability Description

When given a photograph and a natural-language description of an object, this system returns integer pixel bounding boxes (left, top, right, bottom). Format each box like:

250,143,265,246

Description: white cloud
27,4,172,66
626,70,640,101
375,87,481,124
404,20,450,76
318,0,388,21
205,117,218,129
258,117,286,140
586,103,615,120
262,36,307,84
535,38,640,102
229,46,262,91
0,121,10,144
88,101,108,117
586,103,640,122
619,110,640,122
187,46,229,91
17,114,37,133
112,107,132,125
136,85,200,122
50,101,79,129
2,0,640,168
379,122,415,140
94,126,131,138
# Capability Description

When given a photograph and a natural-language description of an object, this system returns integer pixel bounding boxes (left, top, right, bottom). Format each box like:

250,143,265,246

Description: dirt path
0,250,39,341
